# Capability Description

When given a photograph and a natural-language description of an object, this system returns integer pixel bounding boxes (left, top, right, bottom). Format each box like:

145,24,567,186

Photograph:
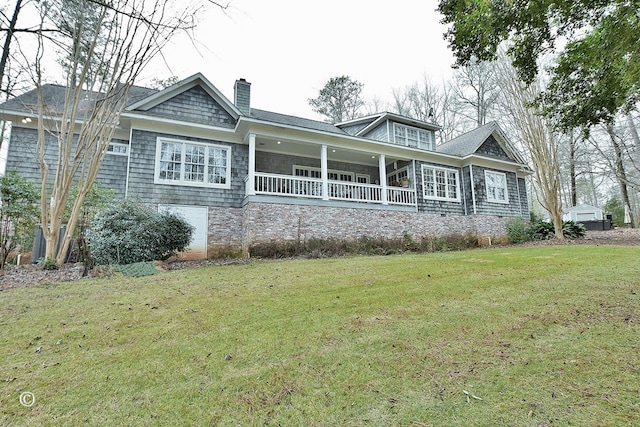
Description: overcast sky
141,0,455,121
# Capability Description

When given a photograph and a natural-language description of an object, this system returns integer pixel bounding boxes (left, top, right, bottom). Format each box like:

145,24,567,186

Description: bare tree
25,0,216,266
391,76,463,144
606,124,635,227
451,59,500,127
495,52,564,238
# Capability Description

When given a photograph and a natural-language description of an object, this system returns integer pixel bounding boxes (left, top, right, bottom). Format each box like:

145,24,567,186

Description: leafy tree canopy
438,0,640,131
309,75,365,123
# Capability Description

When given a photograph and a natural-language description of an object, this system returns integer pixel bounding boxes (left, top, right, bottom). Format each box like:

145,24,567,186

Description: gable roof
337,112,441,137
438,121,527,164
0,83,158,118
126,73,242,119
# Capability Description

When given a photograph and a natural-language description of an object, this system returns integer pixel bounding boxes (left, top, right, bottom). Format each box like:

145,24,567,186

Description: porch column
247,133,256,196
379,154,388,205
321,144,329,200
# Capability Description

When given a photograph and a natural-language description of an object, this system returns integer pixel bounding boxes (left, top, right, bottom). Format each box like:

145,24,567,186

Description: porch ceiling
255,136,401,167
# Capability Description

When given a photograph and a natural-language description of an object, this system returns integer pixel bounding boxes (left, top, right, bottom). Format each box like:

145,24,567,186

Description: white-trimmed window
155,138,231,188
387,167,409,186
485,170,508,203
293,165,369,183
393,123,434,150
421,165,460,201
107,142,129,155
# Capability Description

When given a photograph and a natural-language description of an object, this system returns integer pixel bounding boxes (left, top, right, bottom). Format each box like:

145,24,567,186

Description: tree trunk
628,113,640,154
607,124,635,227
0,0,23,92
568,131,577,207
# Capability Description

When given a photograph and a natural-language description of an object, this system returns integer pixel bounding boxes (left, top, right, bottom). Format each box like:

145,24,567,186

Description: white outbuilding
563,204,603,222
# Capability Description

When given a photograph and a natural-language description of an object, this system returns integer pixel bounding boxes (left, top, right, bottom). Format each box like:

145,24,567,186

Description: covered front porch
244,134,417,207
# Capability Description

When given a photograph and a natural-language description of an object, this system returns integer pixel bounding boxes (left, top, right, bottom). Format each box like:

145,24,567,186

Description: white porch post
321,144,329,200
247,133,256,196
379,154,388,205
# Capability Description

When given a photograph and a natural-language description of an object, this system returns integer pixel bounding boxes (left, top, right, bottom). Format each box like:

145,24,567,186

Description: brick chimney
234,78,251,115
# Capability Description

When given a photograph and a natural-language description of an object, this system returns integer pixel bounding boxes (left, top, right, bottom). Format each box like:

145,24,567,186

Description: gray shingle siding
476,135,511,161
415,161,465,215
140,86,236,128
470,165,524,217
363,122,389,142
6,126,127,198
340,122,369,135
126,129,248,207
5,126,41,184
518,177,528,218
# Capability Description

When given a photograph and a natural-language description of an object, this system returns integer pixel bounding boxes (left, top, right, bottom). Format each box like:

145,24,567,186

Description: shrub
527,219,556,240
88,200,194,265
506,218,528,243
506,215,587,244
562,220,587,239
248,233,480,259
0,170,39,269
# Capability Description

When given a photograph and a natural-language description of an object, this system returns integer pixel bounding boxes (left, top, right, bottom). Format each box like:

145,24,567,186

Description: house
0,73,530,259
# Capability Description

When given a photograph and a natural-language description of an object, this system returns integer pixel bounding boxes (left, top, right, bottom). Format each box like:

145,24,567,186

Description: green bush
0,170,39,269
248,233,480,259
506,218,528,243
562,220,587,238
88,200,194,265
505,215,587,244
527,219,556,240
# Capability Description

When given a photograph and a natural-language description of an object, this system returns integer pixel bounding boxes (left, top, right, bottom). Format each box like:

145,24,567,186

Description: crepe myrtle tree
19,0,227,267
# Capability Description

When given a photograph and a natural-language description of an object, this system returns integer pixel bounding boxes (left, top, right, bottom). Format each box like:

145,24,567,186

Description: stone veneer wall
207,206,244,253
237,202,510,252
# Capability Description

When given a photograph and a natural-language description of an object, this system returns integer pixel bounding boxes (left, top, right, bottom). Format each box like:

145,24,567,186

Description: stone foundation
205,202,512,256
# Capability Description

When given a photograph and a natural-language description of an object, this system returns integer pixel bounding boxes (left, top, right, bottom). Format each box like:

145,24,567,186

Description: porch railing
253,172,415,206
255,173,323,198
387,187,416,205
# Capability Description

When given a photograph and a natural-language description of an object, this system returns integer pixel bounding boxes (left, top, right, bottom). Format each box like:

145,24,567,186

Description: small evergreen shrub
506,218,528,243
527,219,556,240
505,215,587,243
89,200,194,265
562,220,587,239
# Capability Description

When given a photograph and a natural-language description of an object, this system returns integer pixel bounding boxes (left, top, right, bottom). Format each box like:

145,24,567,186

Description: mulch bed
1,229,638,292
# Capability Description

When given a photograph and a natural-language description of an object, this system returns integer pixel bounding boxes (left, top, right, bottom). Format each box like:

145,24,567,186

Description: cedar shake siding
139,86,236,128
126,129,248,207
5,126,128,198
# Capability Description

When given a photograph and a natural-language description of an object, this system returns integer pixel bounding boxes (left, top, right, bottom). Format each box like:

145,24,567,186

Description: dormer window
393,123,434,150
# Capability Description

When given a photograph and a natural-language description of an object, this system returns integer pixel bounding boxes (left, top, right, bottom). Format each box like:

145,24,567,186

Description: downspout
469,164,477,214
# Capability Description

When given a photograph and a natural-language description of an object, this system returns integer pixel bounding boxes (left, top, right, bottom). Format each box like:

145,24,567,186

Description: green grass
1,245,639,426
